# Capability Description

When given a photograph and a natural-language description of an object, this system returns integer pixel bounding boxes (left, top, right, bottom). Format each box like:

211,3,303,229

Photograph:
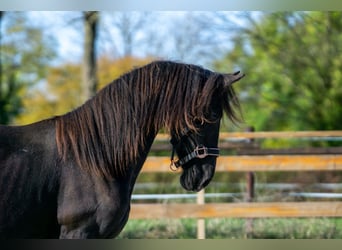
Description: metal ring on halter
169,147,179,171
169,160,179,172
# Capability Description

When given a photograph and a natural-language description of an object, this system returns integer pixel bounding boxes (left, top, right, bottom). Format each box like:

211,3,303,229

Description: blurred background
1,11,341,132
1,11,342,238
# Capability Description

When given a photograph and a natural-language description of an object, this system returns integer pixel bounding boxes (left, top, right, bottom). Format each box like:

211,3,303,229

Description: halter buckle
194,145,209,159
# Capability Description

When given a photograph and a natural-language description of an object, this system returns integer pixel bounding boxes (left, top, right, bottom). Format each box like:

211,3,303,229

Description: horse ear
223,71,245,88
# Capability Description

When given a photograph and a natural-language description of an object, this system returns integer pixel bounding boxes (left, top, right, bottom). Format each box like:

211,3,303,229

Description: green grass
117,218,342,239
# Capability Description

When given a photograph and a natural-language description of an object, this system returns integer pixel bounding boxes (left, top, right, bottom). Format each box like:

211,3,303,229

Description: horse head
170,70,244,191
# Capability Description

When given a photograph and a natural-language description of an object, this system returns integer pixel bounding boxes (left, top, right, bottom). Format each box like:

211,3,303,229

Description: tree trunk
0,11,4,98
82,11,99,102
0,11,4,123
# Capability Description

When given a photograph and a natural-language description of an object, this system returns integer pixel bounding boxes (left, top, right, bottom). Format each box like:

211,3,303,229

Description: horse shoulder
57,164,131,238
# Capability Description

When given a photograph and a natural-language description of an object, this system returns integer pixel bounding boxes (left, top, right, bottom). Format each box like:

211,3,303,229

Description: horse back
0,120,60,238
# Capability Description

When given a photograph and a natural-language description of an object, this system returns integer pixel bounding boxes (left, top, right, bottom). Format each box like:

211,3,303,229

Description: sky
27,11,84,64
24,11,254,68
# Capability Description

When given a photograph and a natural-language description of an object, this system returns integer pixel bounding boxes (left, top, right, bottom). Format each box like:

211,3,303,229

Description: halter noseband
169,129,220,171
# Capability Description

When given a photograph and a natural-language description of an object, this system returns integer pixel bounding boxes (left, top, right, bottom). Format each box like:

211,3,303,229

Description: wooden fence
129,130,342,222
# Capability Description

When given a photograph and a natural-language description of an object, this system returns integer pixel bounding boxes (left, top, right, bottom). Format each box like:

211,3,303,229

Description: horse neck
55,68,178,180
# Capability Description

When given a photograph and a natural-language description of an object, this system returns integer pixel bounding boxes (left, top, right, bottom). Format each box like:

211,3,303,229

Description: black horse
0,61,244,238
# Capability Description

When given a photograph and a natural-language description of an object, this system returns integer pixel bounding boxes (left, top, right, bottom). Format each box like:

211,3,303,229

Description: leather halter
169,129,220,171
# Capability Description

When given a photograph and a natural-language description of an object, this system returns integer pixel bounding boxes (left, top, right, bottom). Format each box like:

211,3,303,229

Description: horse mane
55,61,240,179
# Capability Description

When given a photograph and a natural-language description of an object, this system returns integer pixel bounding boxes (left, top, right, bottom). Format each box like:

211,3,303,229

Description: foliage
0,12,55,124
97,55,153,89
15,63,82,124
15,56,153,125
214,12,342,133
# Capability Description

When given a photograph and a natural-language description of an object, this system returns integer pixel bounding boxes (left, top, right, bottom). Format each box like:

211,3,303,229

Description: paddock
128,130,342,238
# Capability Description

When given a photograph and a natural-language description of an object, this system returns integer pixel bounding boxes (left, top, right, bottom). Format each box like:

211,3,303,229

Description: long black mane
55,61,240,179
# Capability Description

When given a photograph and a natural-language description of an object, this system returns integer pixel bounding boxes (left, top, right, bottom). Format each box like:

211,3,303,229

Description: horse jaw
179,163,216,192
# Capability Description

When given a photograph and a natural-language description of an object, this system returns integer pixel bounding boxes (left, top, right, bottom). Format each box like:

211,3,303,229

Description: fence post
245,126,255,238
197,189,205,239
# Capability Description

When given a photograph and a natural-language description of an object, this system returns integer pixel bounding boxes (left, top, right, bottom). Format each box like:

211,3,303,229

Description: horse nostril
196,179,210,191
180,163,215,192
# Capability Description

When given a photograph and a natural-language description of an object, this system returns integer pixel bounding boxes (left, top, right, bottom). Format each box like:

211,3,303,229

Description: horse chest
57,166,131,238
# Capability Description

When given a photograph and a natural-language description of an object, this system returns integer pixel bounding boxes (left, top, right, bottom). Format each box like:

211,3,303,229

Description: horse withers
0,61,244,238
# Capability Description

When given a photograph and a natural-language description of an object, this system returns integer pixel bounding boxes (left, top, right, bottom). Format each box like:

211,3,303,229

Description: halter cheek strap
170,145,220,171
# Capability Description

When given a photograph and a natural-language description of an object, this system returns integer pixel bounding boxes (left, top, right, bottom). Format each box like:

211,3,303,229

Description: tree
100,12,237,66
0,11,23,125
0,12,55,125
215,12,342,132
108,12,151,57
15,56,153,125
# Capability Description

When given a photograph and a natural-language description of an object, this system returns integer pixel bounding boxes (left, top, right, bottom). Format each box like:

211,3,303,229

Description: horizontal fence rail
155,130,342,141
131,192,342,201
130,202,342,219
133,182,342,191
218,130,342,140
142,155,342,172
